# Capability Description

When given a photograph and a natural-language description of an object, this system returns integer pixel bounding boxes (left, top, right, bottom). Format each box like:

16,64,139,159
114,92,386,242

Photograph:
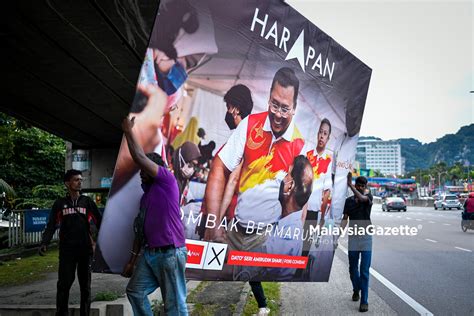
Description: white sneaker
257,307,270,315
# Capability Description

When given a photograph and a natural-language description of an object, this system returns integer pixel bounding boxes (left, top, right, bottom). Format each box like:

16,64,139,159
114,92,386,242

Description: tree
373,170,385,177
448,163,464,185
0,113,66,199
15,184,66,209
0,178,15,198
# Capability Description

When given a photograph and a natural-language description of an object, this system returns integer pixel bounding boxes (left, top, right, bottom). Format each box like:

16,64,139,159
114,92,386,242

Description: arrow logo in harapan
285,30,306,72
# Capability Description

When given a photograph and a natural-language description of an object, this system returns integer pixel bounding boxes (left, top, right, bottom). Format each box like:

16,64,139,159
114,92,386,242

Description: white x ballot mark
203,242,228,270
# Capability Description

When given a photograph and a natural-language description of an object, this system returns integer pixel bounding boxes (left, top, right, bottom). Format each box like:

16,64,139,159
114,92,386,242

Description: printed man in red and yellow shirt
302,118,333,256
305,119,333,224
203,67,305,252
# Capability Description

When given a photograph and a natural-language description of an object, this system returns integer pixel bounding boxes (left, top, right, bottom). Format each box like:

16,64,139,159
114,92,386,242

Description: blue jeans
348,235,372,305
126,247,188,315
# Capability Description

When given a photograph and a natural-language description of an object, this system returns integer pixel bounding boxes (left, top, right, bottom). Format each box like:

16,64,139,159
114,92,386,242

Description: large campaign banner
94,0,371,282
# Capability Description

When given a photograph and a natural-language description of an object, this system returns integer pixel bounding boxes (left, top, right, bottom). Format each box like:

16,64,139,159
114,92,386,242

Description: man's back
142,166,185,248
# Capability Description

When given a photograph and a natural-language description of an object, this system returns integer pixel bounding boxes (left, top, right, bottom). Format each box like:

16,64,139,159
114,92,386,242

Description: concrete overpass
1,0,160,188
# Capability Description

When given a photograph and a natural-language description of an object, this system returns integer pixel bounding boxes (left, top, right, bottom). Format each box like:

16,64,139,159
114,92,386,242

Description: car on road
434,194,462,210
382,197,407,212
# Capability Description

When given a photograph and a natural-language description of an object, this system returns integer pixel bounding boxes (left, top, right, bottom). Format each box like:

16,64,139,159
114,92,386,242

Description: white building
356,139,405,176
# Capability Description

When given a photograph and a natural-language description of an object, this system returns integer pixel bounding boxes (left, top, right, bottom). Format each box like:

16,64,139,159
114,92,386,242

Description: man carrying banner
302,118,333,256
39,169,102,316
341,173,373,313
121,85,188,316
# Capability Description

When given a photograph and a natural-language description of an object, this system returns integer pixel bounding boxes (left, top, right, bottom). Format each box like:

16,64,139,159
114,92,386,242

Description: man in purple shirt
121,86,187,315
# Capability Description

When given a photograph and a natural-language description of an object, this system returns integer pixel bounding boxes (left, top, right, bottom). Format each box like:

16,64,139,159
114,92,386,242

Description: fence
8,209,58,248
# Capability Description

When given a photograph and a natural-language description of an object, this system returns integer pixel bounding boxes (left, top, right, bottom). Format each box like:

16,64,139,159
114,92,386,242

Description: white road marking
443,223,451,226
397,216,401,218
415,219,422,221
454,247,472,253
338,245,433,316
429,221,435,224
425,239,438,243
406,217,412,220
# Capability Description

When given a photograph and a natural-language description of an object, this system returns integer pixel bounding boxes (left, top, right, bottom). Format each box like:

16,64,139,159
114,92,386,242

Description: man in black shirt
341,173,373,313
39,169,102,316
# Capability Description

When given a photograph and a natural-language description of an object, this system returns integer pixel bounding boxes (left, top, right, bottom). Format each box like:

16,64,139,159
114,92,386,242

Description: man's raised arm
122,116,159,178
120,85,167,178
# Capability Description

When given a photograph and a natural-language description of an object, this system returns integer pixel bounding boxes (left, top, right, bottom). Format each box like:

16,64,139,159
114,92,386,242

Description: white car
434,194,462,210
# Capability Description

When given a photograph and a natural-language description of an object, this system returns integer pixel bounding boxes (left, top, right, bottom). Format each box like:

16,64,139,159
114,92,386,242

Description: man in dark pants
39,169,102,316
341,173,373,313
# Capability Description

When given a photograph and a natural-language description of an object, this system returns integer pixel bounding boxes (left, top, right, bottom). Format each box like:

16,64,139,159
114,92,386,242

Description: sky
287,0,473,144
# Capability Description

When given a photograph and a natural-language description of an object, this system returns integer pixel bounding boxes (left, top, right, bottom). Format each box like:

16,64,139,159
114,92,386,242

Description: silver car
434,194,462,210
382,197,407,212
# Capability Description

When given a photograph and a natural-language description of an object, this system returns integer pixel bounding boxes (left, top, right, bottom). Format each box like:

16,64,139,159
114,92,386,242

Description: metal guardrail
7,210,58,248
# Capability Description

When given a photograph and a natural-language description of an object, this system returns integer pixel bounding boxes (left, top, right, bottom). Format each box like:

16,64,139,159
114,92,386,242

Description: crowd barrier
7,210,58,248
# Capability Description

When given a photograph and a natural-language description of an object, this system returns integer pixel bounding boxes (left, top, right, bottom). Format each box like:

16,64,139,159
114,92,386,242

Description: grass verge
190,303,219,316
94,290,120,301
187,281,220,316
243,282,280,316
0,248,59,287
187,281,209,303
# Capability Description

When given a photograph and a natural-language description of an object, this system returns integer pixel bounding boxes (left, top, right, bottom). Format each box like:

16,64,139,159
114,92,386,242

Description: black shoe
352,290,360,301
359,303,368,312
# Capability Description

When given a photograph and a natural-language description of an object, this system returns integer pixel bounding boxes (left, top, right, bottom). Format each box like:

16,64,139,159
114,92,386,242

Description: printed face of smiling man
267,81,296,138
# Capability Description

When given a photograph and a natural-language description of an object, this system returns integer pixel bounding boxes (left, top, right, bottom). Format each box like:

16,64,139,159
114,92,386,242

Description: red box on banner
186,243,206,265
227,251,308,269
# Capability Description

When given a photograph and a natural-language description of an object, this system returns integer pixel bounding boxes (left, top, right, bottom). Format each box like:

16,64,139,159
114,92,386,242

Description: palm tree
0,178,16,198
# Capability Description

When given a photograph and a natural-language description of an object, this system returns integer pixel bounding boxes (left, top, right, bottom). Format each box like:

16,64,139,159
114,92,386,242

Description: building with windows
356,139,405,176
